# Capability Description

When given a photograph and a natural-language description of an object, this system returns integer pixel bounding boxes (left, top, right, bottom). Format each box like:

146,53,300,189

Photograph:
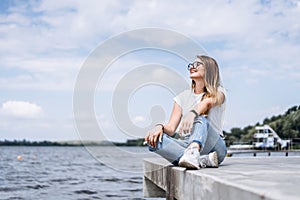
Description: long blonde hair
191,55,222,105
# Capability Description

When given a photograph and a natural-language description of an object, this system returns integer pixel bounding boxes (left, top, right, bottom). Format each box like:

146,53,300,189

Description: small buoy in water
17,155,22,160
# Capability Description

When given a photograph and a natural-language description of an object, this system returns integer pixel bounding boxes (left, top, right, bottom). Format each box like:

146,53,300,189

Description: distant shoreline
0,138,145,147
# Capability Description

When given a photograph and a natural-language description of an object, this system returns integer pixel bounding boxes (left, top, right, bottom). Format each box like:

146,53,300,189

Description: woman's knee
194,115,208,125
192,115,208,135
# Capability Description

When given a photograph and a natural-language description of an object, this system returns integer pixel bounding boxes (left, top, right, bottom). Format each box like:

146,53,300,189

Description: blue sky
0,0,299,142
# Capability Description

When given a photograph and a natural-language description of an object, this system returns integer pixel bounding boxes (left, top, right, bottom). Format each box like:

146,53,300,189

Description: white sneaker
178,146,200,169
199,151,219,168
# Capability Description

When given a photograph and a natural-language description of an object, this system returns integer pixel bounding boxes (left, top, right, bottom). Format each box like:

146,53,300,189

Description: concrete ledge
143,157,300,200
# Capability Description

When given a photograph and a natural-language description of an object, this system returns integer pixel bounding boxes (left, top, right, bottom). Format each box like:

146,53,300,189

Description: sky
0,0,299,142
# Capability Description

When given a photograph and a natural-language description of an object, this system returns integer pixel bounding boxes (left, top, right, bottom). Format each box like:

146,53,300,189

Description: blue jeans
148,115,227,165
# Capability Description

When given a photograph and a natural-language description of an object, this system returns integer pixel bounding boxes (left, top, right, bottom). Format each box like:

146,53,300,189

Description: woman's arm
179,91,225,134
144,102,182,147
163,102,182,135
194,91,225,115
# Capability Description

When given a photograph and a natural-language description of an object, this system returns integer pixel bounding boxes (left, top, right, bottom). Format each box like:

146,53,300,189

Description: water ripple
74,189,97,195
26,184,49,190
1,146,157,199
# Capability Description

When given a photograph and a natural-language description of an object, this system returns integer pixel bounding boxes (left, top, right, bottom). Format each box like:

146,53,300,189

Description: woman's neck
193,79,205,94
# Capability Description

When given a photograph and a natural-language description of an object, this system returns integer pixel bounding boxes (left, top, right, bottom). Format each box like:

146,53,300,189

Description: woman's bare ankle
189,142,201,151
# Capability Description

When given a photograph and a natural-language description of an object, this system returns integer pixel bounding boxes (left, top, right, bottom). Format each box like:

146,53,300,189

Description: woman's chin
190,74,198,79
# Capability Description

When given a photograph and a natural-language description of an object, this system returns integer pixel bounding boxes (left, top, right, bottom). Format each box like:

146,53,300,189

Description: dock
143,156,300,200
226,149,300,157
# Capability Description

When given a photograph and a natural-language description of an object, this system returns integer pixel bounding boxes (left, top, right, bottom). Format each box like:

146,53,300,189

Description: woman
144,55,227,169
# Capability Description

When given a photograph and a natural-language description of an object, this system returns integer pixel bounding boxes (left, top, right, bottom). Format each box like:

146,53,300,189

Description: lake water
2,146,300,200
0,146,159,200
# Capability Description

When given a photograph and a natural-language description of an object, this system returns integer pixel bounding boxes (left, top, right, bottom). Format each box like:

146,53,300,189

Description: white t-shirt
173,87,226,137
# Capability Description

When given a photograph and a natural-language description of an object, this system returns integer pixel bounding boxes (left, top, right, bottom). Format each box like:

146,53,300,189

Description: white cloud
132,115,146,124
1,101,43,119
1,0,299,92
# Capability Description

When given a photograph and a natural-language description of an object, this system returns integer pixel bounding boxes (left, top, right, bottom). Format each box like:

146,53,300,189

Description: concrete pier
143,156,300,200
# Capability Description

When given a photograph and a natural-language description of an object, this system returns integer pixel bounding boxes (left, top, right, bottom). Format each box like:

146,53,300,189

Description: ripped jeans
148,115,227,165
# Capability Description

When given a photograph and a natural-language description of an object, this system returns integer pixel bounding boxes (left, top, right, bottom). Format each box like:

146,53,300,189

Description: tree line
0,139,76,146
224,105,300,146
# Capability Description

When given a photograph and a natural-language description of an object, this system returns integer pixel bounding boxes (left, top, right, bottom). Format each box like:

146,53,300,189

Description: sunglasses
187,61,204,71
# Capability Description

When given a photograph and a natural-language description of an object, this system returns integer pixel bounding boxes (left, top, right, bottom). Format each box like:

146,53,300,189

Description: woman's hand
144,125,163,148
179,111,197,135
